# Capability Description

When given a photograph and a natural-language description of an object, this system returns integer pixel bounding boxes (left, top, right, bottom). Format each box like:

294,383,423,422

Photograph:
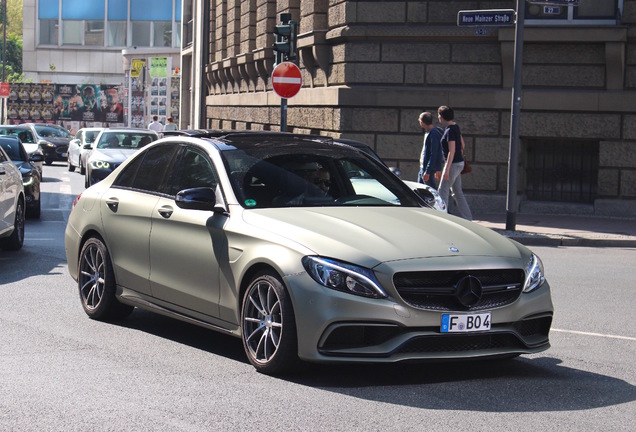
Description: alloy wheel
242,280,283,364
79,243,106,310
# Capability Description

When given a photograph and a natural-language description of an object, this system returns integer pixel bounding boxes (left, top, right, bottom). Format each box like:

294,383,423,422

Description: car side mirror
175,187,227,214
30,153,44,162
83,143,93,149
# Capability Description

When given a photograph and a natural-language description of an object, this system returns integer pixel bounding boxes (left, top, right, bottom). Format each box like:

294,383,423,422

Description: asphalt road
1,164,634,431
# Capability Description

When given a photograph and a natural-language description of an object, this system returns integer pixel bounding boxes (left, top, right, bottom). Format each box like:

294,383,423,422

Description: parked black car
23,123,73,165
0,136,43,219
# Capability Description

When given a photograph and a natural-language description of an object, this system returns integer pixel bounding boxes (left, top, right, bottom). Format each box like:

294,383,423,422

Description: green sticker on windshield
245,199,257,207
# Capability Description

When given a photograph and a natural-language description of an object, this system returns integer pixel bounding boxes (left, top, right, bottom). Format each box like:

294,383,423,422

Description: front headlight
22,175,35,187
90,160,111,169
302,256,387,299
41,140,55,148
523,253,545,293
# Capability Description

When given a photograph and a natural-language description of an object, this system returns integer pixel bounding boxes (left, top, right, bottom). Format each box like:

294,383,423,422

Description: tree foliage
1,0,23,82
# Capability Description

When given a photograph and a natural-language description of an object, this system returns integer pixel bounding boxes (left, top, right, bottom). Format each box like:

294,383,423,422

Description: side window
113,144,178,192
167,146,218,196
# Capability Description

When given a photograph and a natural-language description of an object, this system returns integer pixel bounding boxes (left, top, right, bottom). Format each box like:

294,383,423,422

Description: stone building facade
182,0,636,216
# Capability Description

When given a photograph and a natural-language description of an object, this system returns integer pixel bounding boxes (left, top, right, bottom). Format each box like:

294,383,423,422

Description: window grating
525,139,599,203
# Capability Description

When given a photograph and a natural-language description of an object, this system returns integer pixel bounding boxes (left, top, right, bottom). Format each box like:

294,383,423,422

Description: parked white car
67,127,103,174
0,145,25,251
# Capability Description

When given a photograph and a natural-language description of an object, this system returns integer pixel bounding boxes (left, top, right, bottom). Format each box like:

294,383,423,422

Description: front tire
241,271,298,375
78,237,134,320
1,199,25,251
67,157,75,172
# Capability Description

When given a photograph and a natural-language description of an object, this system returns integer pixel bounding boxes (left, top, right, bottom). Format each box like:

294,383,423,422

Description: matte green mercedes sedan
65,131,553,375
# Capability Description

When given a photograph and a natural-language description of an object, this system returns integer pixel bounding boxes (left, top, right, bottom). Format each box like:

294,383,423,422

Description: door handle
158,206,174,219
105,197,119,212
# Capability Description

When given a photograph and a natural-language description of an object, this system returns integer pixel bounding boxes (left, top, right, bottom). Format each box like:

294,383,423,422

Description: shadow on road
108,306,636,413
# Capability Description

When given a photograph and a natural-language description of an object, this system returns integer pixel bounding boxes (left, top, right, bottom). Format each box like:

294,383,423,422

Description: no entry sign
272,62,302,99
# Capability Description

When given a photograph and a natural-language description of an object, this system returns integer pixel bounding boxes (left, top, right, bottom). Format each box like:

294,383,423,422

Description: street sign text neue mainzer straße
457,9,516,27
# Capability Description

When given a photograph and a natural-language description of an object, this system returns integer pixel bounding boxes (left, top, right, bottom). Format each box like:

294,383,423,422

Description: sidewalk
472,213,636,247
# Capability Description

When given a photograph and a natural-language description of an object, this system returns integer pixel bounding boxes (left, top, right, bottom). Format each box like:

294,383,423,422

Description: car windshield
97,132,156,149
0,140,26,162
222,139,421,209
85,130,100,143
34,125,73,139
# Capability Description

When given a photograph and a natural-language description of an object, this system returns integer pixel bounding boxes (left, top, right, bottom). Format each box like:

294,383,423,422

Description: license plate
441,312,491,333
62,153,68,158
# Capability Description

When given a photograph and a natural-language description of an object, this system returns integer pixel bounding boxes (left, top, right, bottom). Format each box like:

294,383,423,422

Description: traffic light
273,13,298,64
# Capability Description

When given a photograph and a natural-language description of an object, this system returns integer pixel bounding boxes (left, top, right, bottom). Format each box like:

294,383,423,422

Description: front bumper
42,145,69,161
89,167,114,185
285,267,553,364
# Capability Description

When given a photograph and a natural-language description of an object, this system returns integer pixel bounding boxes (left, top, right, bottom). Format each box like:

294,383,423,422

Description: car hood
40,137,71,145
22,143,40,155
241,207,522,266
90,148,138,163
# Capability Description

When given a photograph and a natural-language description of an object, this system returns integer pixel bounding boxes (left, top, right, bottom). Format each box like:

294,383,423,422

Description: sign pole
281,98,287,132
505,0,525,231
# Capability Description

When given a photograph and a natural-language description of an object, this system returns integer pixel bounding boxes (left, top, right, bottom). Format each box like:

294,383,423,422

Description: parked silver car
67,127,103,174
0,145,25,251
65,131,553,375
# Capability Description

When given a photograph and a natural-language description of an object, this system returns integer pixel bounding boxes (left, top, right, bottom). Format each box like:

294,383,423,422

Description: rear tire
78,237,134,320
1,199,25,251
241,271,298,375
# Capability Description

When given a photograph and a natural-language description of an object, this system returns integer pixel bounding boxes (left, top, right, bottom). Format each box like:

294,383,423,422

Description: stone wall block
407,2,428,23
405,64,425,84
523,65,605,87
620,169,636,196
356,2,406,22
502,113,622,139
427,65,501,86
377,133,421,159
382,43,450,63
333,43,381,63
400,109,426,133
461,165,498,191
475,137,510,163
453,110,501,136
452,44,501,63
524,43,605,64
428,1,478,23
623,115,636,140
597,168,620,196
600,141,636,167
348,63,405,84
351,108,400,132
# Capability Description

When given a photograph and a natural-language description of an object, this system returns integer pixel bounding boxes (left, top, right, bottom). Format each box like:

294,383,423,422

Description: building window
154,21,173,48
525,139,599,204
132,21,151,47
40,19,59,45
62,21,82,45
37,0,181,48
85,21,105,46
526,0,621,25
107,21,127,47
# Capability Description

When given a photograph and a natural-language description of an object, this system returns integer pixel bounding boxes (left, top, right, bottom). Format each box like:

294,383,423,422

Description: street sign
457,9,516,27
0,82,9,98
527,0,579,5
272,62,302,99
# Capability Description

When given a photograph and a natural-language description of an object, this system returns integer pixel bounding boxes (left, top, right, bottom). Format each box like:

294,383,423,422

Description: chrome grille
393,269,525,311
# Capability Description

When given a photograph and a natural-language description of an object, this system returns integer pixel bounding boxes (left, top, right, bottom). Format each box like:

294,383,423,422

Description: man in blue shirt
417,111,444,189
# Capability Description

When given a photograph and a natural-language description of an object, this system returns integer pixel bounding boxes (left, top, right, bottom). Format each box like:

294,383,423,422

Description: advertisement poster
6,83,124,125
150,57,168,124
130,59,147,128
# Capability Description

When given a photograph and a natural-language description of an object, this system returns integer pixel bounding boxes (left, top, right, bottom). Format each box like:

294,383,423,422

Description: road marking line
551,328,636,341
